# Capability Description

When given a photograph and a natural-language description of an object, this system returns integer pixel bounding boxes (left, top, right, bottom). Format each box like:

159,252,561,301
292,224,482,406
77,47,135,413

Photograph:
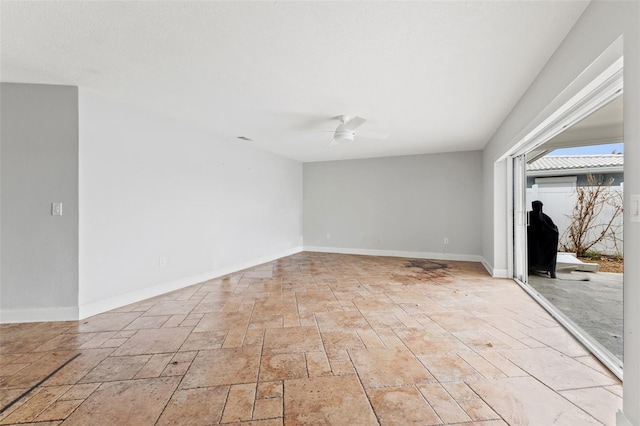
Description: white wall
304,151,483,261
78,90,303,316
481,1,639,424
0,83,79,322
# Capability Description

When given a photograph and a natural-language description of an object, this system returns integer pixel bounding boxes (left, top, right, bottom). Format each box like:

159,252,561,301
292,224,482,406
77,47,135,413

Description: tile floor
0,252,622,425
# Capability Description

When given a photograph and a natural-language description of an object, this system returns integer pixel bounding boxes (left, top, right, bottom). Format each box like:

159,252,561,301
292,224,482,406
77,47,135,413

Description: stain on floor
403,259,450,281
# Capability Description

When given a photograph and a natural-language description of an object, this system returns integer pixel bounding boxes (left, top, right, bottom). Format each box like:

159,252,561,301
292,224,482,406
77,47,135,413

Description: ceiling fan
322,115,390,146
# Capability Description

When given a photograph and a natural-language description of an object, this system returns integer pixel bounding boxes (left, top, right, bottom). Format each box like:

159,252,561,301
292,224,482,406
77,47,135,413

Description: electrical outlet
159,257,167,267
444,237,449,245
326,234,331,240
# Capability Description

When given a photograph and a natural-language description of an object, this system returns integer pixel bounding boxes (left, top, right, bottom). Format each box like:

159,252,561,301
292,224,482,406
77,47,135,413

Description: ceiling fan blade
291,114,341,132
357,131,390,140
337,116,366,132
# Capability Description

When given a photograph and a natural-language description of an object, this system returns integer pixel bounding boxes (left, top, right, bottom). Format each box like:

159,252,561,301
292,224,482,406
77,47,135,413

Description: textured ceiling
1,1,590,162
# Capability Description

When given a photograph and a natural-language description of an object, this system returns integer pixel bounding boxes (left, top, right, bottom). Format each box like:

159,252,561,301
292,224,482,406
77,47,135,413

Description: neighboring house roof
527,154,624,176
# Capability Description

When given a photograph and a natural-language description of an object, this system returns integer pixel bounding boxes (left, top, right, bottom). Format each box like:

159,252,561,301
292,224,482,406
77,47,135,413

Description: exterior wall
526,171,623,188
303,151,483,261
0,83,79,322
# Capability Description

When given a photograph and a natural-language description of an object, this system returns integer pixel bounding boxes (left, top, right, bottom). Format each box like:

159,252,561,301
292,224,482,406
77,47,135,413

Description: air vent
237,136,253,142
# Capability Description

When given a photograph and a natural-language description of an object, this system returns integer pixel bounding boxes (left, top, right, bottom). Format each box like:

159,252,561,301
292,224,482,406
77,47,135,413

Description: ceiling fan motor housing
334,130,355,143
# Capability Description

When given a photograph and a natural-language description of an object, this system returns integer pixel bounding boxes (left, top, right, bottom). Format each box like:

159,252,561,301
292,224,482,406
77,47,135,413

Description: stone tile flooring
0,252,622,425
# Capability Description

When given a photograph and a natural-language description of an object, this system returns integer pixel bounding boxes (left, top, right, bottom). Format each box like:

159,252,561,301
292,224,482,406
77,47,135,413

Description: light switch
51,202,63,216
631,195,640,223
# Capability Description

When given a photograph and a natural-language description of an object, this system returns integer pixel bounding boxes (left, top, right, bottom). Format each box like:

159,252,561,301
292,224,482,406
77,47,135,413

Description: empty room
1,1,639,425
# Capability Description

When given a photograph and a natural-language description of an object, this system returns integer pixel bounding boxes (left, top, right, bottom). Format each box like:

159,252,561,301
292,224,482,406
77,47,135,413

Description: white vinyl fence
526,184,624,256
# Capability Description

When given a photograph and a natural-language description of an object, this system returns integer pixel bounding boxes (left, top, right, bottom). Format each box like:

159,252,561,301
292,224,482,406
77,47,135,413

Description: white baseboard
304,245,485,263
1,246,506,324
0,306,79,324
305,246,511,278
616,410,634,426
493,269,509,278
78,246,303,319
2,247,304,324
480,257,509,278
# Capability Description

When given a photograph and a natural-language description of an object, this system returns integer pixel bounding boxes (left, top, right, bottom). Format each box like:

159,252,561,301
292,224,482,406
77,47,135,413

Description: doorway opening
508,58,623,379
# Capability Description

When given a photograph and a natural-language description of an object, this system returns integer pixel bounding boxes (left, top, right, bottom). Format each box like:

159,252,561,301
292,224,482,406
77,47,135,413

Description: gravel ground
578,256,623,273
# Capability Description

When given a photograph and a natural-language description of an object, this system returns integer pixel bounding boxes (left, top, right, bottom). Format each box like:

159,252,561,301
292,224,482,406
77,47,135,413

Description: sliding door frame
512,154,528,284
504,57,624,380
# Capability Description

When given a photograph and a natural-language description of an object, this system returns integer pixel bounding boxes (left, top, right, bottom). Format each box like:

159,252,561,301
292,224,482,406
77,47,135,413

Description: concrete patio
527,270,623,361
